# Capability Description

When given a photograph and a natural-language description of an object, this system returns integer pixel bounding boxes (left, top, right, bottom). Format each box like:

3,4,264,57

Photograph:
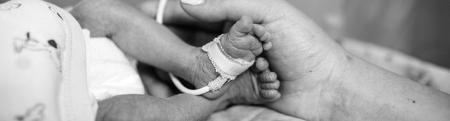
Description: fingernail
181,0,204,5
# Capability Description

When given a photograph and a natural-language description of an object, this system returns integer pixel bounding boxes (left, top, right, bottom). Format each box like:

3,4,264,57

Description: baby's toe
259,71,278,83
252,24,273,51
254,57,269,72
253,24,271,42
260,81,280,90
263,42,272,51
260,90,281,100
230,16,253,37
250,40,263,56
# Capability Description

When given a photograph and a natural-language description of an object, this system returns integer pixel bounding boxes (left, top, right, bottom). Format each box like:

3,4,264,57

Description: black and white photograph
1,0,450,120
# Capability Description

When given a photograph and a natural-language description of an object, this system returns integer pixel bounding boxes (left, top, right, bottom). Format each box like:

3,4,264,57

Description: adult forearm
339,38,450,94
330,54,450,121
97,95,180,121
96,94,227,121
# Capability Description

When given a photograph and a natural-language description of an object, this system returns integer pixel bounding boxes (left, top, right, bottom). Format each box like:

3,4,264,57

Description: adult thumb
180,0,282,23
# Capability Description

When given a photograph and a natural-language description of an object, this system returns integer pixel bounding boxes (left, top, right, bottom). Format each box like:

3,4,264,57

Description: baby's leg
72,0,280,103
175,16,281,103
71,0,204,86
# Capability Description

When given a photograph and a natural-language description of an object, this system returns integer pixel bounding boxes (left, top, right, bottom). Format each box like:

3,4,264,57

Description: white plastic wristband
202,34,254,80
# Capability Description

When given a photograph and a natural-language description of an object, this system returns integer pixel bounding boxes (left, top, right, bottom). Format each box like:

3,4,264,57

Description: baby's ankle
188,48,219,88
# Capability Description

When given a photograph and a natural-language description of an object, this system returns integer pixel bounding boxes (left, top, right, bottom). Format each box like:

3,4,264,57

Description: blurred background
46,0,450,68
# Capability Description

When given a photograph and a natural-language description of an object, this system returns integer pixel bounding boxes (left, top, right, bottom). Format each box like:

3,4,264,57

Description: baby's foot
225,57,281,104
181,16,278,102
216,17,280,103
220,16,264,61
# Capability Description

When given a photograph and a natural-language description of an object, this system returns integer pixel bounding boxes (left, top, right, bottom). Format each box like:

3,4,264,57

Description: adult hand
143,0,450,121
143,0,349,120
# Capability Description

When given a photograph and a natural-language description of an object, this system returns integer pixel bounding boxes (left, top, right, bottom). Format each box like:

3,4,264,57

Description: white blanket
85,30,145,101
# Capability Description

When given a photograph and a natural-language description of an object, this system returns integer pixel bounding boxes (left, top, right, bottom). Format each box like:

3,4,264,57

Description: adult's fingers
140,0,223,32
179,0,291,24
140,0,195,24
